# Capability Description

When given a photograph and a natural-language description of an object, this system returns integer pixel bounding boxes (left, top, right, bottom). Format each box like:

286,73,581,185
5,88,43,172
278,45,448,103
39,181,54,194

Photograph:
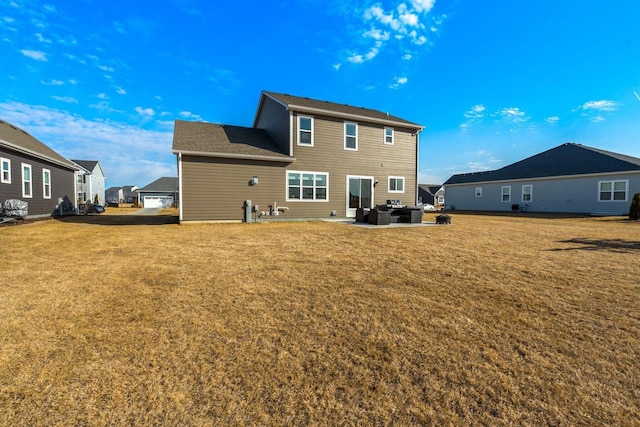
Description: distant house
106,185,139,205
1,119,78,217
137,177,178,208
418,184,444,208
444,143,640,215
172,90,423,222
71,159,106,205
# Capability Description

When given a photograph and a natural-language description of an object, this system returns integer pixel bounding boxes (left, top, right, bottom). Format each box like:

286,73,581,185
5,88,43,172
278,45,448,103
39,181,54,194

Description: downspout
414,128,423,206
178,152,183,222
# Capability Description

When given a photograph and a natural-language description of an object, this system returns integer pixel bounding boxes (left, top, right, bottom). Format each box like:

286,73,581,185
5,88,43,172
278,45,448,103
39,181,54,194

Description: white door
346,176,374,217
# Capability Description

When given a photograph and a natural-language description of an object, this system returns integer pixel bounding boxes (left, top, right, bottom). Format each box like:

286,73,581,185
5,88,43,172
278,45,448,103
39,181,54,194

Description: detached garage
137,177,179,208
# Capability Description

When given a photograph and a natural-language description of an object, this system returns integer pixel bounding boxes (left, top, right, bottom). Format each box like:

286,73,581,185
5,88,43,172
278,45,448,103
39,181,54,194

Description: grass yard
1,214,639,425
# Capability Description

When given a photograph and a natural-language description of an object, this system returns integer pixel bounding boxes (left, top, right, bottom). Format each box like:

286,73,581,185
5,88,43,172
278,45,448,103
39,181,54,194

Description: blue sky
1,0,639,187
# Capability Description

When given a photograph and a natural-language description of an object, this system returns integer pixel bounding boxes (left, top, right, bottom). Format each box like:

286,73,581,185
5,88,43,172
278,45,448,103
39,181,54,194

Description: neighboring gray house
444,143,640,215
1,119,78,217
71,159,106,205
172,90,423,222
418,184,444,208
137,177,178,208
106,185,139,205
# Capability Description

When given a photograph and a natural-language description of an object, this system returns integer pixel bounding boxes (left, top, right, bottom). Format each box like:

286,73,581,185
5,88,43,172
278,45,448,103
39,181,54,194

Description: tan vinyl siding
181,155,290,221
291,114,418,208
254,96,290,154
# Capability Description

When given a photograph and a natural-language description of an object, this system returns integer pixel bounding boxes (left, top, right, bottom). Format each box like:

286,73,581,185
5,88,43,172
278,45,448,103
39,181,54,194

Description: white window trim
297,115,314,146
522,184,532,203
344,122,358,151
1,157,10,184
501,186,511,202
384,127,394,145
22,163,32,198
43,168,51,199
475,187,482,197
286,170,329,202
598,179,628,202
388,176,405,193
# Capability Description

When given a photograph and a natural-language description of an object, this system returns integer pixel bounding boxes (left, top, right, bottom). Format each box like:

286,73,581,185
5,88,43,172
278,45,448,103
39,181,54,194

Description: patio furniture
355,207,370,223
368,208,391,225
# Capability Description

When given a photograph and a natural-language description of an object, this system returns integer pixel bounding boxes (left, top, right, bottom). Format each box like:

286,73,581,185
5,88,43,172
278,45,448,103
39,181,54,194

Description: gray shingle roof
262,91,423,129
71,159,99,172
172,120,293,160
140,177,178,192
444,143,640,185
0,119,77,170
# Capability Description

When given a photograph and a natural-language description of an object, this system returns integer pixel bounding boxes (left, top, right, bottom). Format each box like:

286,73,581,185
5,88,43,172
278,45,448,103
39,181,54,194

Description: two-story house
1,119,78,217
71,159,106,205
172,91,423,222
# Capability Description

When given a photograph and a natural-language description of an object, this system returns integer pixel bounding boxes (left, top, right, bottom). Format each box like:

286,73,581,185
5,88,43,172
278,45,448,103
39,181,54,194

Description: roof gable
140,177,178,192
445,143,640,185
258,91,423,130
0,119,77,170
172,120,293,161
71,159,99,172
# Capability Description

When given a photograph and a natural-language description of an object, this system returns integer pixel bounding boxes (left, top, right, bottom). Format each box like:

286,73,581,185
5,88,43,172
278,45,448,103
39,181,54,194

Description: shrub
629,193,640,220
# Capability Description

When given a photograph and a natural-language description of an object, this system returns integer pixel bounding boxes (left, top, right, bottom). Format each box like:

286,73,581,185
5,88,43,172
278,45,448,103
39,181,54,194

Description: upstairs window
43,169,51,199
475,187,482,197
384,127,394,144
1,157,10,183
287,171,328,201
599,180,628,201
298,116,313,146
22,163,32,198
522,185,532,202
344,122,358,150
388,176,405,193
501,186,511,202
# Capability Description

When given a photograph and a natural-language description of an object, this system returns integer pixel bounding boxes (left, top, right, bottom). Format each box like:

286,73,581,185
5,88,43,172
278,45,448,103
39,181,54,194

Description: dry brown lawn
1,213,638,425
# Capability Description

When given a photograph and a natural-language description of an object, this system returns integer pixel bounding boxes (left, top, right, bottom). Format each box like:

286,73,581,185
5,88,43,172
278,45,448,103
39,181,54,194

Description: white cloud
52,96,78,103
389,76,408,89
0,101,175,186
347,53,364,63
115,87,126,95
363,28,390,41
20,49,47,61
546,116,560,124
411,0,435,13
98,64,114,72
497,107,529,123
135,107,155,116
333,63,341,70
179,111,203,121
464,104,486,119
590,115,605,123
579,100,618,111
97,93,108,99
402,53,412,60
35,33,51,43
41,79,64,85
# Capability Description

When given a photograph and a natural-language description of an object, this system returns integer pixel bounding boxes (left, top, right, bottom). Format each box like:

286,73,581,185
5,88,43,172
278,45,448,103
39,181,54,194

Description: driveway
130,208,163,215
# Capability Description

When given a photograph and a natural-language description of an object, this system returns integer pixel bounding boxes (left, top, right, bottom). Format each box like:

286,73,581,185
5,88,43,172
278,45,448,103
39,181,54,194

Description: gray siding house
1,119,78,218
71,159,106,205
137,177,178,208
444,143,640,215
173,91,423,222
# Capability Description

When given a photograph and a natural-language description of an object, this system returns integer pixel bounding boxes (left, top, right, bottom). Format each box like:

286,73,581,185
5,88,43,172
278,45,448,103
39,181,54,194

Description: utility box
243,200,252,223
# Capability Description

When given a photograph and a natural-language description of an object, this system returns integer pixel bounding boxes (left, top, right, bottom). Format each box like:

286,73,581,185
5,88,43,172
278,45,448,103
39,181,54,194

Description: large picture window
522,185,532,202
388,176,405,193
501,186,511,202
1,157,10,183
22,163,32,198
43,169,51,199
297,116,313,146
344,122,357,150
599,180,628,201
287,171,328,201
